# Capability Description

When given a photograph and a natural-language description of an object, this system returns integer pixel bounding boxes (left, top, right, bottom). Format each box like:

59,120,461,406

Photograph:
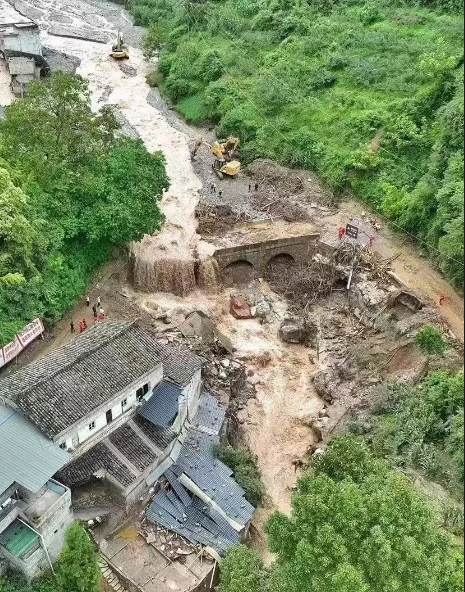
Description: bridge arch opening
266,253,295,279
222,260,256,286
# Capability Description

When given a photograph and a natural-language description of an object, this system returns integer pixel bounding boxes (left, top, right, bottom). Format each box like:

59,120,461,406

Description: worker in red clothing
369,236,375,247
338,227,345,240
439,293,447,306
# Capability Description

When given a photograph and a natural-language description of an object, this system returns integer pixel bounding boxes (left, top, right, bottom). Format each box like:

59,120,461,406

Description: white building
0,0,47,97
0,320,255,558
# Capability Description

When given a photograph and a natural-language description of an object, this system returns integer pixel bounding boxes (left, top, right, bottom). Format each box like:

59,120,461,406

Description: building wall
1,26,42,56
56,365,163,451
173,369,202,432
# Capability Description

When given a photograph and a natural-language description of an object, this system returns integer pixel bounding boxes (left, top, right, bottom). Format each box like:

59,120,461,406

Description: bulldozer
213,158,241,180
110,31,129,60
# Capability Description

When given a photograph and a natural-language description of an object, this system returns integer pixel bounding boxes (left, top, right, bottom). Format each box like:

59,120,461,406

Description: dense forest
0,73,169,344
217,437,465,592
127,0,464,286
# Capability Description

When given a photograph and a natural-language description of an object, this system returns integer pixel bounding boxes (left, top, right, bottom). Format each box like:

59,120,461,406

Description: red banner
0,318,44,369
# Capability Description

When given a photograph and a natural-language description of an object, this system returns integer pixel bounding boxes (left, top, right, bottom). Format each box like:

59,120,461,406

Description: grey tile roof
55,442,137,489
192,392,226,435
138,381,181,428
161,346,204,387
147,487,241,556
133,415,177,450
0,404,69,494
146,392,255,554
0,321,166,439
109,424,157,472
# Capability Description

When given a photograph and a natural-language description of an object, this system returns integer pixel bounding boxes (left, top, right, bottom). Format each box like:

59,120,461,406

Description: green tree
265,437,454,592
217,546,266,592
416,325,448,355
56,523,100,592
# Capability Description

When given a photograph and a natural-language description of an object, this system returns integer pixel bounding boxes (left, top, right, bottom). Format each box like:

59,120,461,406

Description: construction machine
110,31,129,60
191,136,241,178
213,158,241,180
211,136,240,161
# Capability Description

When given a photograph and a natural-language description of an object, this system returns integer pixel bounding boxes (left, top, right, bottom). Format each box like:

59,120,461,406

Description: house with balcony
0,405,73,580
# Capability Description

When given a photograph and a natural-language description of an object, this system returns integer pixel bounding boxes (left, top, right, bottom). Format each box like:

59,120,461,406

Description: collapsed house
0,0,48,96
0,320,254,560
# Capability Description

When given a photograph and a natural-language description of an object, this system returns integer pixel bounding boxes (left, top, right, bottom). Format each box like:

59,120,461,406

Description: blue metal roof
192,392,226,435
138,381,181,428
0,404,69,494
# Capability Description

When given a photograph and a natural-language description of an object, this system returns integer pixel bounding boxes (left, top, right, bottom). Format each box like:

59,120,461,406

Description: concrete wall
173,369,203,432
1,26,42,56
56,365,163,452
214,234,321,278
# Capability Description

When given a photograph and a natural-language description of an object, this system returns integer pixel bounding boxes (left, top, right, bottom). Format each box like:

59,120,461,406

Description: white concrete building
0,405,73,580
0,0,47,96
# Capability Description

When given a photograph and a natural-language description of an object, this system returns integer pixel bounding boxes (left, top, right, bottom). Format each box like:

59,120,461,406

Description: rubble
279,317,308,344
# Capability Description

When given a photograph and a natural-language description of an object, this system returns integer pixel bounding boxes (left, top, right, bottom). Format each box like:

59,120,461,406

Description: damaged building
0,320,254,559
0,1,48,96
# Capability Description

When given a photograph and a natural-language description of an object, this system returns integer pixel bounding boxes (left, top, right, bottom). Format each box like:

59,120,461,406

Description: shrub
415,325,448,355
216,444,265,506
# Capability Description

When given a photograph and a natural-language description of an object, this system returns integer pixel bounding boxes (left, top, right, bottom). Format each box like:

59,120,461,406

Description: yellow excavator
110,31,129,60
191,136,241,179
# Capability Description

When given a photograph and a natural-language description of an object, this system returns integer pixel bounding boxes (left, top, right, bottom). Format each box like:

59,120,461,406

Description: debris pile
196,204,250,236
140,524,201,562
252,194,311,222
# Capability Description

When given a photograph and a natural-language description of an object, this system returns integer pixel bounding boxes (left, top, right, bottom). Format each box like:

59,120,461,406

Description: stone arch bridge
213,234,325,282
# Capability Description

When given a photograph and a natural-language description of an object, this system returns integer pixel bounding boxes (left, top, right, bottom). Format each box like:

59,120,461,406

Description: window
137,383,149,401
59,443,67,450
89,421,96,431
121,398,128,412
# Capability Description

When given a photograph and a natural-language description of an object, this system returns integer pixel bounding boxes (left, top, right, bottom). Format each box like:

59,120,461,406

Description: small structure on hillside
0,0,48,97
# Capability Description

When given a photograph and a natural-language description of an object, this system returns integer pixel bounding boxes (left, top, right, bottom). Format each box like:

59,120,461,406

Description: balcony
18,480,69,529
0,501,19,535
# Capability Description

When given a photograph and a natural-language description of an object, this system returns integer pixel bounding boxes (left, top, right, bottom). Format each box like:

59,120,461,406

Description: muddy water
18,0,214,292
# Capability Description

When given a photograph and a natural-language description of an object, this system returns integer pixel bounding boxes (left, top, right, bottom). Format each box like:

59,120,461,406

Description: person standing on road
338,227,345,240
97,296,101,307
92,305,97,319
255,183,259,191
218,189,223,198
86,296,90,307
70,321,75,334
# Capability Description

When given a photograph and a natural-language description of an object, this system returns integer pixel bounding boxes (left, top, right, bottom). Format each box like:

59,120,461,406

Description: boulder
313,371,335,404
279,317,307,344
230,297,253,320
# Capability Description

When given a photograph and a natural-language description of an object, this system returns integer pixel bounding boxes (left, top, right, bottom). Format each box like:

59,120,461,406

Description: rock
210,367,219,377
250,306,258,317
318,408,329,418
221,359,231,368
219,371,228,380
279,317,307,344
230,297,253,320
313,371,335,404
119,62,138,77
255,301,272,318
157,338,169,346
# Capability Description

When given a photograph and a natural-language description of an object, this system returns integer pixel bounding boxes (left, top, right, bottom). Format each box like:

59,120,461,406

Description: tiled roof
162,346,204,387
0,320,203,440
133,415,177,450
109,424,157,472
56,442,137,489
147,393,255,554
192,392,226,435
138,381,181,428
